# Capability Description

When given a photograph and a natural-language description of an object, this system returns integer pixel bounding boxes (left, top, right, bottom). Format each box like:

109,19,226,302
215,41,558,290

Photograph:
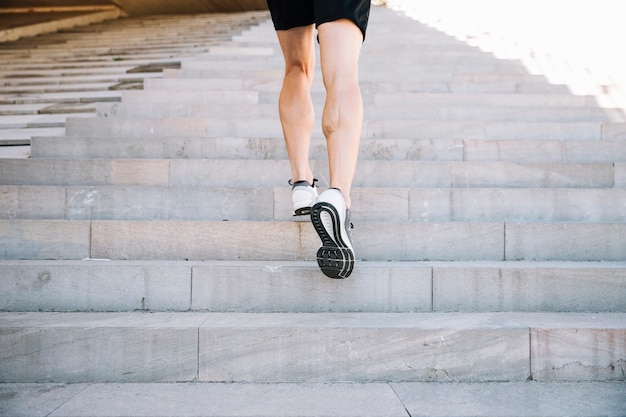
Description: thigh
276,25,316,69
317,19,363,86
314,0,371,40
267,0,315,31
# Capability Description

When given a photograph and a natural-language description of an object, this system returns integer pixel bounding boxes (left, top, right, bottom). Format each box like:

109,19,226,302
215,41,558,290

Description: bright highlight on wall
384,0,626,112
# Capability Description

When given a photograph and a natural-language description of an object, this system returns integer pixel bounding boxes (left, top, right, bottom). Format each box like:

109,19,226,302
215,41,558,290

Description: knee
284,60,315,83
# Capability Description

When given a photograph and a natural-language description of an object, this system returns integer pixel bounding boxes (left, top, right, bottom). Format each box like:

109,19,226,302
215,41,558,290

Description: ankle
328,187,351,209
290,178,317,188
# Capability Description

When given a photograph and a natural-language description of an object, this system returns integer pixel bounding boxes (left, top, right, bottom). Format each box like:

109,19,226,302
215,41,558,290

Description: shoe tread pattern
310,202,354,279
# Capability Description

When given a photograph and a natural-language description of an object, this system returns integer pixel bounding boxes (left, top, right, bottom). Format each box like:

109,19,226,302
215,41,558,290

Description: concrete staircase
0,10,267,146
1,5,625,416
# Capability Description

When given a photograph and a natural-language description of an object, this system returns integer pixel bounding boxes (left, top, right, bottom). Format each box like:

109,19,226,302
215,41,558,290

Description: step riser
2,312,624,383
31,136,463,161
179,58,538,73
99,101,625,123
3,186,626,223
120,90,260,105
2,220,626,262
63,117,620,141
30,135,626,163
2,262,625,313
142,75,571,95
2,159,619,189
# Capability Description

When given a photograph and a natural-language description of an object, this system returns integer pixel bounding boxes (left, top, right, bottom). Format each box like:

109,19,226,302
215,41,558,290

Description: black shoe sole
293,206,312,216
310,202,354,279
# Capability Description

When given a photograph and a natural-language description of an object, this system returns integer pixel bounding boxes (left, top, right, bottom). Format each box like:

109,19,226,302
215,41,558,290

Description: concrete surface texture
1,3,625,417
1,382,625,417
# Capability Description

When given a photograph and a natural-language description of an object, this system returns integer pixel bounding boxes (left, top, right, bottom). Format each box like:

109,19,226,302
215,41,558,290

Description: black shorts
266,0,371,40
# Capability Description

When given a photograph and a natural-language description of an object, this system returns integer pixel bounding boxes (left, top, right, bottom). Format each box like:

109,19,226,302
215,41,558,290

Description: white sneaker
291,180,319,216
310,188,354,279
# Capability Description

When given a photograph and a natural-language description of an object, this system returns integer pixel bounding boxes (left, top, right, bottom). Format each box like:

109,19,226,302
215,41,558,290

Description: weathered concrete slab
0,382,409,417
29,133,626,164
484,121,602,140
563,141,626,162
0,220,90,260
64,117,210,138
29,134,464,161
191,261,432,312
0,127,65,144
0,159,170,186
448,162,614,188
0,260,192,311
409,188,626,222
87,220,505,262
120,90,259,105
392,381,626,417
602,122,626,140
3,260,625,314
61,115,614,141
0,312,206,383
2,381,625,417
198,312,529,382
464,139,626,162
432,262,626,312
0,383,88,417
0,186,67,219
98,100,625,122
505,223,626,261
63,186,275,221
507,313,626,381
90,220,309,261
0,145,30,158
4,219,620,262
375,92,593,108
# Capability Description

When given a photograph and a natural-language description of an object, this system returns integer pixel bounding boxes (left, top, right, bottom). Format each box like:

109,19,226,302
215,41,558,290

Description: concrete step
0,103,48,116
1,381,624,417
0,127,65,145
0,145,29,158
0,311,624,382
30,135,461,161
29,133,626,163
375,92,602,108
0,102,99,116
1,260,625,313
1,90,121,105
144,74,574,96
0,112,93,129
0,82,121,95
99,100,626,123
0,10,269,149
0,47,213,64
61,116,621,141
3,185,626,223
0,72,161,88
2,58,183,73
2,219,625,262
171,66,604,97
180,52,546,79
1,158,619,189
180,54,535,73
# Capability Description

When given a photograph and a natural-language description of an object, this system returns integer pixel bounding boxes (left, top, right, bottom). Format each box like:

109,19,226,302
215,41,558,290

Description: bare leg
275,25,316,185
318,19,364,209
